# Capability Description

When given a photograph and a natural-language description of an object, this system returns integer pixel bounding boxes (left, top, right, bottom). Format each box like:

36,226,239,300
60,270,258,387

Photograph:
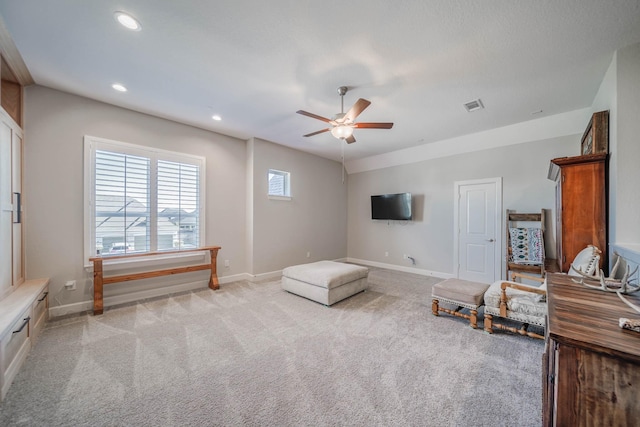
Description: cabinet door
0,120,12,299
0,306,31,400
560,160,606,272
31,286,49,343
11,130,22,285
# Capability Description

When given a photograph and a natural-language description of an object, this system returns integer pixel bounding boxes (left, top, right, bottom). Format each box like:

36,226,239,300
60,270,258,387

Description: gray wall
24,86,247,309
347,135,576,276
23,85,348,312
21,42,639,311
615,43,640,243
249,137,347,274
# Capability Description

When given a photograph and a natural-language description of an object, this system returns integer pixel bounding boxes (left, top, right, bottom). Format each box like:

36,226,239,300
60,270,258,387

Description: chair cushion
484,280,547,318
432,279,490,307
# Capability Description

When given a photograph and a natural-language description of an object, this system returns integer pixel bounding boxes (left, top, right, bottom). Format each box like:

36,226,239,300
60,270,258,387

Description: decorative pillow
568,245,601,277
509,227,544,265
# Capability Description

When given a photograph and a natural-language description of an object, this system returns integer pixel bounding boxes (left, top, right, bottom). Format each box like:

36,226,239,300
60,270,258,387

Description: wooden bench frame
90,246,221,315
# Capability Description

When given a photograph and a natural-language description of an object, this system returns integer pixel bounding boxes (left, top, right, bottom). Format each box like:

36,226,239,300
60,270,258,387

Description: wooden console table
90,246,221,315
543,273,640,426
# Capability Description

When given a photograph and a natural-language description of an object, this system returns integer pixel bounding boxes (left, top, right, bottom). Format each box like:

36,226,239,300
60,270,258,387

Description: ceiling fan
296,86,393,144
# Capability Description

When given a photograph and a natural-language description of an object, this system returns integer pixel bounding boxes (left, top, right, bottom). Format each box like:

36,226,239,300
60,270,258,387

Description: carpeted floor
0,267,544,426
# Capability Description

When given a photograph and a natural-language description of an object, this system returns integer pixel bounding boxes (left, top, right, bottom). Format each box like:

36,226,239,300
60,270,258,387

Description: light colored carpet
0,267,543,426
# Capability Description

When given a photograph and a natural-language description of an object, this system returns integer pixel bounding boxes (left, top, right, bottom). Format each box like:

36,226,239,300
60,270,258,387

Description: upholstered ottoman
431,278,490,328
282,261,369,306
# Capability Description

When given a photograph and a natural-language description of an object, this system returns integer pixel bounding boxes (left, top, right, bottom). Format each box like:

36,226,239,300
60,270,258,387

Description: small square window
268,169,290,198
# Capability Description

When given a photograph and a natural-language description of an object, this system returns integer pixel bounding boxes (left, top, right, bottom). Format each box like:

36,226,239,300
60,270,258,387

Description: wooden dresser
543,273,640,426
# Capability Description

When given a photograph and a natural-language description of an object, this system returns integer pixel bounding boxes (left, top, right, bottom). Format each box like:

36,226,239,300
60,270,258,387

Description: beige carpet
0,267,543,426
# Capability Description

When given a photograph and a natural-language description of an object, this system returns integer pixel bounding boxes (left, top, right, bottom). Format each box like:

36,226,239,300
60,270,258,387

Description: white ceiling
1,1,640,163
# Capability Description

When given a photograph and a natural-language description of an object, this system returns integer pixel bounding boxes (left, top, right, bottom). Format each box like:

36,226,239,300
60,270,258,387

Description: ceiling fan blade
354,122,394,129
345,135,356,144
344,99,371,122
296,110,332,123
303,128,330,137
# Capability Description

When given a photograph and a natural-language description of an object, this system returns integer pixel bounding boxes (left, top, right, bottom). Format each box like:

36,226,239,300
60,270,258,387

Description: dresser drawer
1,307,31,399
31,286,49,343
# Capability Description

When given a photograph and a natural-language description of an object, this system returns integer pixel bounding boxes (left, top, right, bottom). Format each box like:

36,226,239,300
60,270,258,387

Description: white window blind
157,160,200,251
268,169,290,197
85,136,205,261
95,150,150,255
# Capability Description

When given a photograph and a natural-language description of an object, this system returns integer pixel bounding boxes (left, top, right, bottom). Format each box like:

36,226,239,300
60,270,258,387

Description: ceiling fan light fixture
114,11,142,31
331,125,354,140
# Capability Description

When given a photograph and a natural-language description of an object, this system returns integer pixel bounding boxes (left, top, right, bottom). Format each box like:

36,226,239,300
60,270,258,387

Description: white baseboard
104,280,208,307
245,258,349,282
48,261,449,318
220,273,253,283
248,270,282,282
48,300,94,318
49,274,249,318
346,258,453,279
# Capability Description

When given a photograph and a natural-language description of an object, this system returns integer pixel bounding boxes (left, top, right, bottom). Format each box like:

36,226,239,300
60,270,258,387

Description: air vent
463,99,484,112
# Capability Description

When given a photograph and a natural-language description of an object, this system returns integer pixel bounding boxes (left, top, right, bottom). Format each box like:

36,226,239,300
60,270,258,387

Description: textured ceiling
1,0,640,162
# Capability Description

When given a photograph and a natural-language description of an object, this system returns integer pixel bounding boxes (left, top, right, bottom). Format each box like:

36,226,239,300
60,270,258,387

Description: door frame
453,177,503,281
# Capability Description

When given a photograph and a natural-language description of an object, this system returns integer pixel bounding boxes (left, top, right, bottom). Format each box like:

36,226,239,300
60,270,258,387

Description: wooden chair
506,210,546,281
484,272,547,340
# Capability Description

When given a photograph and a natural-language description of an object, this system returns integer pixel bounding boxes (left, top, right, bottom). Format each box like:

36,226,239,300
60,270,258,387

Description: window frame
268,168,291,200
83,135,206,264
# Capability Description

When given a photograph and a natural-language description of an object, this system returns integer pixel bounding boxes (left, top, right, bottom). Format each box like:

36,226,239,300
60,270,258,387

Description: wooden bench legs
91,246,221,315
484,314,544,340
93,258,104,315
208,247,220,291
432,298,479,329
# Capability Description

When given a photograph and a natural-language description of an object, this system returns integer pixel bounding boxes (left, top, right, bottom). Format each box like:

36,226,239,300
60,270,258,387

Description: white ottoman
282,261,369,306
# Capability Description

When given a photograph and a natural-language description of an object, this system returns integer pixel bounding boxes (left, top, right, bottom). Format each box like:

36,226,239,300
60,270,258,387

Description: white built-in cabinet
0,40,50,402
0,108,50,401
0,109,23,300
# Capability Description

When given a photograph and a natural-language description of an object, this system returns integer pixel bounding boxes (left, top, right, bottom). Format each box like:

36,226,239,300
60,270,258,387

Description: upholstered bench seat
282,261,368,306
431,278,490,328
483,280,547,339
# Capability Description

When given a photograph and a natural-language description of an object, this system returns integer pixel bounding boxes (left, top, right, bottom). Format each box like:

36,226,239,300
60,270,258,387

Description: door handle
486,239,495,242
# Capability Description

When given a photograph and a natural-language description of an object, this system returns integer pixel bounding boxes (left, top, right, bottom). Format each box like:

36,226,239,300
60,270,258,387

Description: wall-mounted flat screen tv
371,193,412,220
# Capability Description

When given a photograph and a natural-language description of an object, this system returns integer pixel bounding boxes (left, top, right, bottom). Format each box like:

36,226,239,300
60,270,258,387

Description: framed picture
581,127,594,155
580,111,609,155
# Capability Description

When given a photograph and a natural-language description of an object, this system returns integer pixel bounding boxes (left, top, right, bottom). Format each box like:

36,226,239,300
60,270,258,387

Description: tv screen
371,193,412,220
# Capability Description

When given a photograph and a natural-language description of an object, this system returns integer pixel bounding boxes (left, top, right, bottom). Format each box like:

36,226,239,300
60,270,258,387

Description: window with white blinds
84,136,205,261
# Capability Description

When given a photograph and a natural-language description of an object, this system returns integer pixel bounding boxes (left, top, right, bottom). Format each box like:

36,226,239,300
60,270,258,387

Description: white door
454,178,501,283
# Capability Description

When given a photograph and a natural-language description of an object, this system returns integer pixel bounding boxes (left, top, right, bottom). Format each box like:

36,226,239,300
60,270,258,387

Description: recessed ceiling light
114,11,142,31
212,115,222,121
112,83,127,92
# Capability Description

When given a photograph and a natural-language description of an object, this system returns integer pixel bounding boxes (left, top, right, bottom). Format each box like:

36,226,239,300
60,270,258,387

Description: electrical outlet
65,280,76,290
224,260,230,268
306,252,311,258
403,254,408,259
385,251,389,257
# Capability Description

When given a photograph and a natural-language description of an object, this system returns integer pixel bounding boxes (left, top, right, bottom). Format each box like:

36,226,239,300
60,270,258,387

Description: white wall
347,135,576,277
249,137,347,275
24,86,247,312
